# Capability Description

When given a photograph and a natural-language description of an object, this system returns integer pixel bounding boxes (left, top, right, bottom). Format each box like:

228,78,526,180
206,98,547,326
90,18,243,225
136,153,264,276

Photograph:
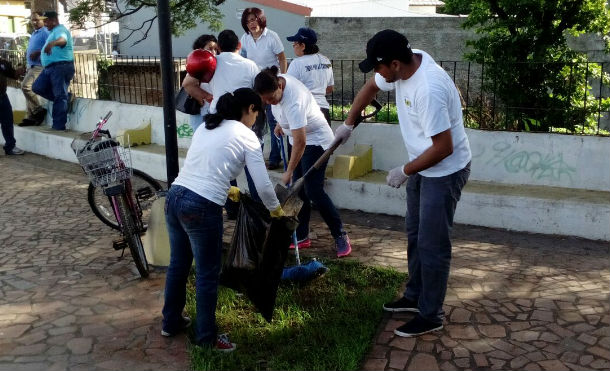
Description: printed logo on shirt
305,63,332,72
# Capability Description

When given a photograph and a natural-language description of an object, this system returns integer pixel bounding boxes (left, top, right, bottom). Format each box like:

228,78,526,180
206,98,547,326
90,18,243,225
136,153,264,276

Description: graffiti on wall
177,122,193,138
474,141,577,183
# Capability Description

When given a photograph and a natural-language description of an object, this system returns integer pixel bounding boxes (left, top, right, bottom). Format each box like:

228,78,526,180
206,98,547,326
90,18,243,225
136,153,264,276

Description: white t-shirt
173,119,280,210
374,49,471,177
271,74,334,149
287,54,334,109
208,52,260,113
240,28,284,69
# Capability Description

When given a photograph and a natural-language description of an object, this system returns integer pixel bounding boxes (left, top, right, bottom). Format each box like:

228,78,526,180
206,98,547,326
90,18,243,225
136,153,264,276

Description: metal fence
2,49,608,135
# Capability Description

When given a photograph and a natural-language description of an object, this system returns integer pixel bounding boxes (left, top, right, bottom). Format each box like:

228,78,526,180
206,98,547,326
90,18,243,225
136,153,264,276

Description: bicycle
71,111,161,278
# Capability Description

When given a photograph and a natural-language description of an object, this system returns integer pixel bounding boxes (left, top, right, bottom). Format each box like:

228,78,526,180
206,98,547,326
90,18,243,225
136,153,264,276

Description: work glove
332,123,353,145
227,186,240,202
386,165,408,188
270,205,285,218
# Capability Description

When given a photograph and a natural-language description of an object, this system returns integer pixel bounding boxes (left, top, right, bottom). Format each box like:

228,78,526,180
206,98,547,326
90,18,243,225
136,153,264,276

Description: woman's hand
274,124,284,137
281,170,293,186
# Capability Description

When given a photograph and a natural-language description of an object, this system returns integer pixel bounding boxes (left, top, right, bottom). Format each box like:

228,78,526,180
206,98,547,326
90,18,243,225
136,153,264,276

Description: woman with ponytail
254,67,352,258
162,88,284,352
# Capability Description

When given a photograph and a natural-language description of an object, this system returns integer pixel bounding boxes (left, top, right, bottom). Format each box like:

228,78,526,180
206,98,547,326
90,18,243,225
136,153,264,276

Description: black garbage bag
220,194,297,322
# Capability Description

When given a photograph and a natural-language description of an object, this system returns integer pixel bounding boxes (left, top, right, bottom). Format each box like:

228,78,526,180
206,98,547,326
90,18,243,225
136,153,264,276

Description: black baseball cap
287,27,317,45
41,11,58,19
358,29,413,73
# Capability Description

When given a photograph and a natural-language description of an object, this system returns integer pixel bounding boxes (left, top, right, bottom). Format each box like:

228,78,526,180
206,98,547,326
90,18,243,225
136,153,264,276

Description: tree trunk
32,0,57,12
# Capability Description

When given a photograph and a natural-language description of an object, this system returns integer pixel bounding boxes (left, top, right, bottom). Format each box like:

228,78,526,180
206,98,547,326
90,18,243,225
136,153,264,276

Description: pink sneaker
289,238,311,249
336,233,352,257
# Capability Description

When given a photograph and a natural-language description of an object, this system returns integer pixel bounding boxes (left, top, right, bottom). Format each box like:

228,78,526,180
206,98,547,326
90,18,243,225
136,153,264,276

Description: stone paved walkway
1,153,609,371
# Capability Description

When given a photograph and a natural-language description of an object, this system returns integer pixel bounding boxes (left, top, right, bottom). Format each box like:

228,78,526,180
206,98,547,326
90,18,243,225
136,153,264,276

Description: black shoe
19,118,38,126
34,108,47,124
394,315,443,337
266,162,280,170
383,297,419,313
161,316,191,337
5,147,25,155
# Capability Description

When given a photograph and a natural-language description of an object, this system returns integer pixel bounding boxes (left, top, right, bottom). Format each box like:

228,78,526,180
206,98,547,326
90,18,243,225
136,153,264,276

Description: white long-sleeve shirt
173,119,280,210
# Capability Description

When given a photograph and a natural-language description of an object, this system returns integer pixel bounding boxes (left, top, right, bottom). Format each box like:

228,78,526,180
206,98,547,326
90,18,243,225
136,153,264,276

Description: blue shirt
26,26,50,67
41,24,74,67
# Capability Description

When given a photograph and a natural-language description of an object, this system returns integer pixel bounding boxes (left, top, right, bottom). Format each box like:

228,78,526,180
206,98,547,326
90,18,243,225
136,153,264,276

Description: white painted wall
8,88,609,193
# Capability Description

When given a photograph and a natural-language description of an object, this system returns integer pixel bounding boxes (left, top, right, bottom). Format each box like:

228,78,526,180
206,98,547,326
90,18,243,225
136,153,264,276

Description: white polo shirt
240,28,284,69
173,119,280,210
208,52,260,113
271,74,334,149
287,53,334,109
374,49,471,177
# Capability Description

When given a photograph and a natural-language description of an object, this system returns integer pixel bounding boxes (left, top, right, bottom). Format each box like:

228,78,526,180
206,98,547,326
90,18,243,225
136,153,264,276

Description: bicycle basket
74,134,132,187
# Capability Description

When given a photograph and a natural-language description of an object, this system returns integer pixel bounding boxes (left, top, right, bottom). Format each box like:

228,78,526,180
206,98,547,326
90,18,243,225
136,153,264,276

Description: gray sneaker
5,147,24,155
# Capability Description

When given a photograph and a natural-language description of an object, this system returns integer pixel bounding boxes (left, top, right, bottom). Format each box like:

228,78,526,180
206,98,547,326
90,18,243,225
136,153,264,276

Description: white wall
8,88,609,193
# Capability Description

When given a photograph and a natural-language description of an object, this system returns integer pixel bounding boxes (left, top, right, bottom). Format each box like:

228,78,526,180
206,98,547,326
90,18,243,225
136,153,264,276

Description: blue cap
286,27,317,45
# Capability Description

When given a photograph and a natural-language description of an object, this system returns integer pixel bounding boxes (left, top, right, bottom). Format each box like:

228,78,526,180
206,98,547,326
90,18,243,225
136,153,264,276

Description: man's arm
44,37,67,55
404,129,454,175
345,76,379,126
182,74,212,104
0,59,18,79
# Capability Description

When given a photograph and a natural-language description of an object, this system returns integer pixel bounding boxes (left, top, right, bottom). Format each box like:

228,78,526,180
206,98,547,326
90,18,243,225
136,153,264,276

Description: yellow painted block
332,144,373,180
13,110,26,125
117,121,151,147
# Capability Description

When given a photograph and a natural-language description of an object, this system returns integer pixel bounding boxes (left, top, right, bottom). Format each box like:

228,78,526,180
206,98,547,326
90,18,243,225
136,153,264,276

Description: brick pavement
1,153,609,371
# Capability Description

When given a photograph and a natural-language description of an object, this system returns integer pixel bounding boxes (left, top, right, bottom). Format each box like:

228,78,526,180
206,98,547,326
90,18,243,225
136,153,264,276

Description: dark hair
204,88,264,130
217,29,239,53
254,66,280,95
192,34,217,50
241,7,267,34
303,43,320,55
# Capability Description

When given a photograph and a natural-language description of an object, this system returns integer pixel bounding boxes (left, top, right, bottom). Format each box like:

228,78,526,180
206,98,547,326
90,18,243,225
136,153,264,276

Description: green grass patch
186,259,405,371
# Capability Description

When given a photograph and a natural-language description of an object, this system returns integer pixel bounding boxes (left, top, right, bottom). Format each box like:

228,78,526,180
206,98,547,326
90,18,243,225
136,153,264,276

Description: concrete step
6,124,610,241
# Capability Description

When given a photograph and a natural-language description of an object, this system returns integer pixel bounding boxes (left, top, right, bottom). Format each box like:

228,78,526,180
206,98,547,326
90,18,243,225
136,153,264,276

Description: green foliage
97,56,113,100
330,103,399,124
438,0,476,15
187,259,405,371
69,0,224,44
462,0,610,132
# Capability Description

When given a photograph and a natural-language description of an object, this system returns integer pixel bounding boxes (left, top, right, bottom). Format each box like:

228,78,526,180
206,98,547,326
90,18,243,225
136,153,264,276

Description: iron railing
2,49,608,135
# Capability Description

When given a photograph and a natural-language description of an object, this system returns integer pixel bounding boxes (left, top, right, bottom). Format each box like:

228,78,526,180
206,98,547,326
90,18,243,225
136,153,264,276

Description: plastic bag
221,194,297,322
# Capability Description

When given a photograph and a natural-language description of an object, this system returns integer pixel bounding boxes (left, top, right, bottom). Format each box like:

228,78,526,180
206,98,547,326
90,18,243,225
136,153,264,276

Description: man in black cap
334,29,472,337
32,10,74,131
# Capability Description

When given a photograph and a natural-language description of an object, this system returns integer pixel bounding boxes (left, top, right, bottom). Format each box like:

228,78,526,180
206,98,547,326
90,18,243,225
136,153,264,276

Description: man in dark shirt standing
0,59,25,155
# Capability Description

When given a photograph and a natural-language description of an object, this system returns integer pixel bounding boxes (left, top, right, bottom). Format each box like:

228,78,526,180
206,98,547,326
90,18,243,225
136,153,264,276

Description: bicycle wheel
88,169,163,231
116,193,149,278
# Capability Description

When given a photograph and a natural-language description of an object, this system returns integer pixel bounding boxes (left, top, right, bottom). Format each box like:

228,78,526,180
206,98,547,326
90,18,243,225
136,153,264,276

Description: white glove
333,123,353,145
386,165,408,188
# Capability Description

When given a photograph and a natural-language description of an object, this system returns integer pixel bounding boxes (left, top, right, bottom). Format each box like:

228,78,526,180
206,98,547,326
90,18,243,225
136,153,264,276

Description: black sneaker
394,315,443,337
383,297,419,313
161,316,192,337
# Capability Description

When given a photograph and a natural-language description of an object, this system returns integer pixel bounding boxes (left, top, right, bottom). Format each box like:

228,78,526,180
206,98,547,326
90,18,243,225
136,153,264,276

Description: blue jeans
162,185,223,345
403,163,471,323
32,62,75,130
266,105,281,165
0,93,16,153
293,145,344,240
189,114,204,133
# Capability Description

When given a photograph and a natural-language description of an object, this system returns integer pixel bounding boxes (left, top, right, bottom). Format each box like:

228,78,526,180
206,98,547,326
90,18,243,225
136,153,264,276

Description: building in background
0,0,30,34
118,0,311,57
288,0,444,17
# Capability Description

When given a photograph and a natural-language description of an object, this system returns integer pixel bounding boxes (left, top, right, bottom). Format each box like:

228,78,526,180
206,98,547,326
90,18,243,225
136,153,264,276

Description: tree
438,0,475,15
68,0,226,45
462,0,610,132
